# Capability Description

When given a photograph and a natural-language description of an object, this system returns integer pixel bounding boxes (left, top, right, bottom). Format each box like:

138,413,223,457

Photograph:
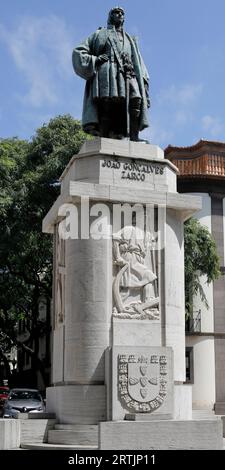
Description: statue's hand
114,257,126,267
96,54,109,66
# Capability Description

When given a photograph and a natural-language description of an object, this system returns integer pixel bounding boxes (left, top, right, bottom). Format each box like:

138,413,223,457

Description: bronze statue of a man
72,7,150,141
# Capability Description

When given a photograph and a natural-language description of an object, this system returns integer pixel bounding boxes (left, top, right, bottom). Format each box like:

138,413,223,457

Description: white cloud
157,83,203,107
201,115,224,138
0,15,73,107
150,82,203,146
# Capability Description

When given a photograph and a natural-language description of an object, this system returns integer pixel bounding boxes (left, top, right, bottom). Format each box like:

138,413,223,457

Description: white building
166,139,225,414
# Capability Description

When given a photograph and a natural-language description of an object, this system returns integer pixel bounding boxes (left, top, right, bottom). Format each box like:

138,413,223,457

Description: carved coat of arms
118,354,168,413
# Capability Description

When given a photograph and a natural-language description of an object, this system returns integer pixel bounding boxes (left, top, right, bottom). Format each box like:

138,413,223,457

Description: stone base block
46,385,106,424
99,419,223,450
20,418,56,444
174,384,192,420
112,319,161,347
0,419,20,449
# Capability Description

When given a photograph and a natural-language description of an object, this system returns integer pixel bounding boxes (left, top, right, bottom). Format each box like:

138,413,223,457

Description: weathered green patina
72,7,150,141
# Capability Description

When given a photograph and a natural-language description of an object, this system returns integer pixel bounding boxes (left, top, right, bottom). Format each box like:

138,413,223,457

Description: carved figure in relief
55,232,66,325
113,226,159,319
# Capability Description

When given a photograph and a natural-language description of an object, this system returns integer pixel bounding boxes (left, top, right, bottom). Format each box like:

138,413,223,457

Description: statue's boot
129,98,142,141
99,117,111,138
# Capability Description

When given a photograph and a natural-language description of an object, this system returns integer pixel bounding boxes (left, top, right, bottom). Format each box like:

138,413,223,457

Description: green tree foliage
184,217,221,316
0,115,90,384
0,138,29,361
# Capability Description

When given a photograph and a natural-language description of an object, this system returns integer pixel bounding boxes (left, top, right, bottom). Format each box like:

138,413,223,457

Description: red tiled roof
165,140,225,179
165,139,225,155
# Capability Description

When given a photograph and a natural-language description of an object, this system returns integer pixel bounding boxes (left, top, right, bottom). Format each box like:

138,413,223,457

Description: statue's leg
129,97,142,142
143,282,155,302
98,99,111,138
129,78,142,141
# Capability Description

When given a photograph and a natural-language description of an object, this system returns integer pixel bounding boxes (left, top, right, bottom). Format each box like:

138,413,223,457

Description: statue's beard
111,19,124,28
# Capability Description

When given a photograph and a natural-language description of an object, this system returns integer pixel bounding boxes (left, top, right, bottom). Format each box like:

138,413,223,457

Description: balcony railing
185,309,201,334
172,154,225,178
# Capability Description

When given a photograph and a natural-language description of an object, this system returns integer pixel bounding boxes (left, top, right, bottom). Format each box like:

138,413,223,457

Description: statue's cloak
72,26,149,135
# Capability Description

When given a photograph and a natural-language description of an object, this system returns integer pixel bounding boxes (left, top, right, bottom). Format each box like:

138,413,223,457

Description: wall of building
186,193,216,409
223,198,225,266
166,142,225,414
191,193,214,333
186,335,215,410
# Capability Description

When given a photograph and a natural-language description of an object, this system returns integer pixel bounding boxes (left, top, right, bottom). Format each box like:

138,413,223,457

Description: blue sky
1,0,225,147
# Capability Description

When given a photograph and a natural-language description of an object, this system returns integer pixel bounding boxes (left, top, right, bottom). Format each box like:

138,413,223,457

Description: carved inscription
102,159,164,182
118,354,168,413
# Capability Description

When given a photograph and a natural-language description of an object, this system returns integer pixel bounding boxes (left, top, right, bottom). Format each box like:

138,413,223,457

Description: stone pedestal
0,419,20,449
43,138,223,448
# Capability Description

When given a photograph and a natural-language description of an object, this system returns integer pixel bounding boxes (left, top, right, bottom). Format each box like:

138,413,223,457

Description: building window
185,310,201,334
185,347,194,383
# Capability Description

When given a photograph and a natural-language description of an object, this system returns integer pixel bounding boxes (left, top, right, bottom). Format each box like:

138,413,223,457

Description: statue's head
107,6,125,27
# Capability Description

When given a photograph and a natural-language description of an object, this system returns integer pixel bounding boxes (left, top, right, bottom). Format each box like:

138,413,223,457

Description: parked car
3,388,45,418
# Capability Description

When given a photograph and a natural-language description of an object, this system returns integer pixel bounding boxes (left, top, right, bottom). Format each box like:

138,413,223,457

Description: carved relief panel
112,206,161,320
54,226,66,327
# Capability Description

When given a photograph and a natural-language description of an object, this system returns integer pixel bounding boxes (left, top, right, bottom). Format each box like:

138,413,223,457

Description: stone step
48,428,98,446
55,424,98,432
20,418,56,445
28,412,56,420
192,409,215,419
21,443,98,450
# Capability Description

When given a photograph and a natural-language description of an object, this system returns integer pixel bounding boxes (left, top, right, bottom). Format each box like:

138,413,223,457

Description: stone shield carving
118,353,168,413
